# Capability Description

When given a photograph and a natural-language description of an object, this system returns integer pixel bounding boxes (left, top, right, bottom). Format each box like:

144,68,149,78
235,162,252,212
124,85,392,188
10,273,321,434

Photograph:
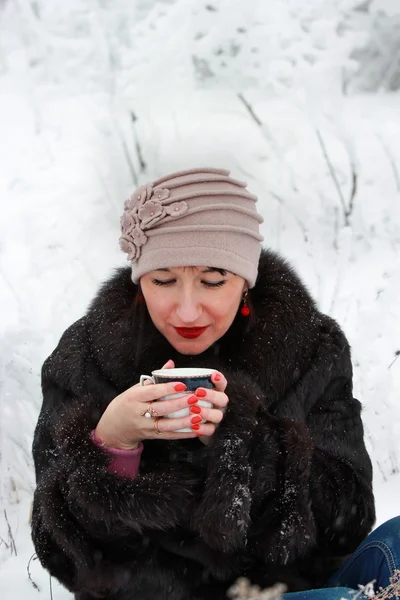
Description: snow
1,0,399,597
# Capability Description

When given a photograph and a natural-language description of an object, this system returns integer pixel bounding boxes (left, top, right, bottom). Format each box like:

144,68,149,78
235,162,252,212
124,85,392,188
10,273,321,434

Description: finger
148,421,216,439
210,370,228,392
158,431,198,440
152,414,216,434
196,406,224,424
188,422,216,437
161,359,175,369
193,387,229,408
131,381,188,403
151,394,199,417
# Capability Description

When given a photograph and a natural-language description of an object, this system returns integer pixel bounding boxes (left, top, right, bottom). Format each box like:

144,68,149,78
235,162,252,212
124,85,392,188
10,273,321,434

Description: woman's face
140,266,247,355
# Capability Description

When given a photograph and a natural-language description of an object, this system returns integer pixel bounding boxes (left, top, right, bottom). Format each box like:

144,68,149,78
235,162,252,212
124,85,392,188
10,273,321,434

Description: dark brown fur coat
31,249,375,600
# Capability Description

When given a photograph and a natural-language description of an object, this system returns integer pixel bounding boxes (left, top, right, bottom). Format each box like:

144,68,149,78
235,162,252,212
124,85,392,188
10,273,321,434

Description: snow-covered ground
1,0,399,598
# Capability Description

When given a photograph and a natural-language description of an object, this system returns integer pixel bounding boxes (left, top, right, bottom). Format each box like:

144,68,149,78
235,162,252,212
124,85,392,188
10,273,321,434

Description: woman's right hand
94,363,227,449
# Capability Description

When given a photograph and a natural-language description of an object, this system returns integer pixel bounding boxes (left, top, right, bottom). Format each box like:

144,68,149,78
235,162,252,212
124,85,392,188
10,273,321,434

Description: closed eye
151,279,226,288
202,281,225,288
152,279,176,286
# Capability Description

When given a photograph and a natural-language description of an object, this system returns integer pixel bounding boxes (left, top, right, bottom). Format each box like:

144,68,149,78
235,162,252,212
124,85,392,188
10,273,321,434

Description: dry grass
227,578,287,600
227,570,400,600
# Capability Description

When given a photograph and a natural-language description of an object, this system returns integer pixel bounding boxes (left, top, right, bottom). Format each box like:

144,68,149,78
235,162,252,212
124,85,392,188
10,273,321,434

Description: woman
32,168,383,600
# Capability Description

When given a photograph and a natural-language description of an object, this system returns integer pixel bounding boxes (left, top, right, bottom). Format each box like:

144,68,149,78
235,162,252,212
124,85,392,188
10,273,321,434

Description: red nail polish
196,388,207,398
214,373,221,381
187,396,198,405
190,406,202,414
174,383,186,392
196,433,204,437
191,415,202,424
191,424,200,431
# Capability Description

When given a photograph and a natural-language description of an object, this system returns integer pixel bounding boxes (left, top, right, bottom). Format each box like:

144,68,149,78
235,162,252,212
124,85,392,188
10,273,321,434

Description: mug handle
140,374,155,386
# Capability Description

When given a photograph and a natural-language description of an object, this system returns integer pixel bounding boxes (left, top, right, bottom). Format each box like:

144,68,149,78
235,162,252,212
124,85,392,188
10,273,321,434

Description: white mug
140,367,215,432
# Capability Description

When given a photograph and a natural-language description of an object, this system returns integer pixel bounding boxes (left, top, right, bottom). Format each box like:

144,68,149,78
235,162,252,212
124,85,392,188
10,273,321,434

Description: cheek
145,295,172,325
208,293,240,327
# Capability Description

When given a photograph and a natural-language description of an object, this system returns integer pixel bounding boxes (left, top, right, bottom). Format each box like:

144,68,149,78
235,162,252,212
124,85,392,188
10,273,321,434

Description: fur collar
87,248,319,397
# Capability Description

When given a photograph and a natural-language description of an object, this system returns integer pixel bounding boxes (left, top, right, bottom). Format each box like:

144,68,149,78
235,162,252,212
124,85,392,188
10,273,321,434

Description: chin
168,336,214,356
172,342,209,355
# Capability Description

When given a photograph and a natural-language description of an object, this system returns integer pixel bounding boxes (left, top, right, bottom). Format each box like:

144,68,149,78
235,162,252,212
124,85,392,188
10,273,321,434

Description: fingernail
191,415,202,424
191,424,200,431
190,406,202,414
214,373,221,381
196,433,204,437
195,388,207,398
174,383,186,392
187,396,198,405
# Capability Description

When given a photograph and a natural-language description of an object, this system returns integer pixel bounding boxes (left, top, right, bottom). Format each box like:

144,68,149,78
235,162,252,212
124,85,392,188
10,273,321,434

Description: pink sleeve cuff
90,430,143,478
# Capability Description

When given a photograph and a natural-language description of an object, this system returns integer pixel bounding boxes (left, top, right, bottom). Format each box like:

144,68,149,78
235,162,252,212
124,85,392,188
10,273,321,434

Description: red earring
240,290,250,317
136,291,144,304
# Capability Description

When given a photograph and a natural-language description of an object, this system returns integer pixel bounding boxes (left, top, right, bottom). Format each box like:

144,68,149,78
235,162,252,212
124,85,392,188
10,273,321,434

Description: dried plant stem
237,93,297,192
228,578,287,600
388,351,400,369
237,93,263,127
0,535,10,549
131,112,147,173
4,509,17,556
348,161,357,220
374,569,400,600
27,554,40,591
315,128,348,225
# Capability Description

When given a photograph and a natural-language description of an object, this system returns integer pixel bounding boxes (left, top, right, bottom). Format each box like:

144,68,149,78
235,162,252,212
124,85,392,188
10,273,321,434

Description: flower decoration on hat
138,200,164,227
165,201,188,217
119,235,138,262
120,183,188,262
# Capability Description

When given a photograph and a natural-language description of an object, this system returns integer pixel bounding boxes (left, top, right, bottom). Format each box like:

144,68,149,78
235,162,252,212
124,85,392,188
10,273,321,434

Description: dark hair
132,284,148,363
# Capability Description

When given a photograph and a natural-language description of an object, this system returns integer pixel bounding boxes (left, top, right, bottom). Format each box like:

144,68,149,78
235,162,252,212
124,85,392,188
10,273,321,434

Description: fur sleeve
31,322,199,596
247,326,375,567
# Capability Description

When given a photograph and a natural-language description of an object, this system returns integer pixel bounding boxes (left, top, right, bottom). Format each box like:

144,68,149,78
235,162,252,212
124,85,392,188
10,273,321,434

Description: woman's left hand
162,362,229,440
194,370,229,440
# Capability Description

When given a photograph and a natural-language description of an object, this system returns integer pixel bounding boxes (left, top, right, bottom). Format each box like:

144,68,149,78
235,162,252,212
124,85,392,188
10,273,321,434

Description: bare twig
389,350,400,370
4,510,17,556
315,129,348,225
27,554,40,592
237,93,298,192
130,112,146,174
114,121,138,187
267,190,308,243
135,138,146,173
237,93,262,127
0,535,10,549
348,162,357,220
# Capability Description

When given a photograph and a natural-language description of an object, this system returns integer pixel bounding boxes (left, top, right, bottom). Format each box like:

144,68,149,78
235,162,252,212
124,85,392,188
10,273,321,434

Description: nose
175,290,202,324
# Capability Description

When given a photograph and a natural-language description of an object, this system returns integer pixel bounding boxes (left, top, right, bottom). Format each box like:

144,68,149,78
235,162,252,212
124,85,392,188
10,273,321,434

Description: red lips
174,327,208,339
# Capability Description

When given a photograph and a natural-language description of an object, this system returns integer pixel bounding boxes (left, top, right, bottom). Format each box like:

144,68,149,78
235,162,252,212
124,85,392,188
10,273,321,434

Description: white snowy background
1,0,399,597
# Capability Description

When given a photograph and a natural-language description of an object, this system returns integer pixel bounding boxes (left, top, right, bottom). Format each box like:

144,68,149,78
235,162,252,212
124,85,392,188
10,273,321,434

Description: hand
194,370,229,444
94,362,229,449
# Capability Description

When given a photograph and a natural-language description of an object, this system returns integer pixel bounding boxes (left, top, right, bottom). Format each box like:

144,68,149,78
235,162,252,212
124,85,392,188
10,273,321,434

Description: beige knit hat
119,168,264,288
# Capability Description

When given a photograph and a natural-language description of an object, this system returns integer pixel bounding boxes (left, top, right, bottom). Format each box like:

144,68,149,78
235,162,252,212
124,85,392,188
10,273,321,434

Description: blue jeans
283,516,400,600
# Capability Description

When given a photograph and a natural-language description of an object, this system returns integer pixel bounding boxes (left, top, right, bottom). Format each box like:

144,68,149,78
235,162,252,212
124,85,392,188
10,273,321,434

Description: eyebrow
202,267,228,276
154,267,228,276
